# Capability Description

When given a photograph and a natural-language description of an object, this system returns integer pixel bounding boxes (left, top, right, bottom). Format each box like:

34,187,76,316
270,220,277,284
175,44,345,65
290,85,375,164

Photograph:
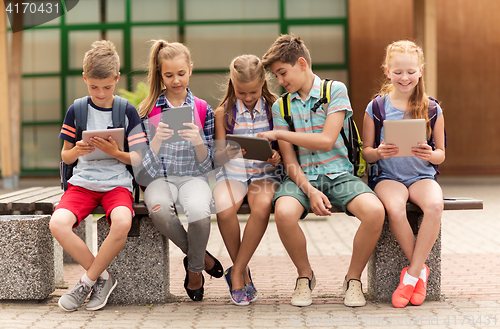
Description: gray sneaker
58,280,92,312
86,274,117,311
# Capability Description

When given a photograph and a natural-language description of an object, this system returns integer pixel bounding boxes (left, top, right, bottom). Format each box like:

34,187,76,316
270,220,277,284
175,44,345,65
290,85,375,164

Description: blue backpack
60,96,136,198
368,95,446,188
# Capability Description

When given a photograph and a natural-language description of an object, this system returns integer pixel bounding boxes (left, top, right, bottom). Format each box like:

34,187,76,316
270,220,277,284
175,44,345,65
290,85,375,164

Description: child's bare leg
407,179,443,277
50,208,95,270
345,193,385,280
274,196,312,279
375,180,416,261
231,180,277,290
214,180,246,264
86,206,132,280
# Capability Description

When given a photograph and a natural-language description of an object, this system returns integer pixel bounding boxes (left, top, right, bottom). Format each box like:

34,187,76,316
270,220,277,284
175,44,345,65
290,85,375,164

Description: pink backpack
148,96,207,132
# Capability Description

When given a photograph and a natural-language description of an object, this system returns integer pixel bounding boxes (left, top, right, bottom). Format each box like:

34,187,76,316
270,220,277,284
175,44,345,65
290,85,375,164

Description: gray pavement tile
1,176,499,328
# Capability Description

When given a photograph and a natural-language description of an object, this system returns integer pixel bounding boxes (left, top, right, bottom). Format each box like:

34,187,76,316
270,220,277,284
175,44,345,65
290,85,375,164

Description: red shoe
410,264,429,306
392,267,415,308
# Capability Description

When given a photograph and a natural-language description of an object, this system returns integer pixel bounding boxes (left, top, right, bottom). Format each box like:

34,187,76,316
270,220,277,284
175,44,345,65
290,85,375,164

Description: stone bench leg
0,215,55,300
367,212,441,302
97,216,170,304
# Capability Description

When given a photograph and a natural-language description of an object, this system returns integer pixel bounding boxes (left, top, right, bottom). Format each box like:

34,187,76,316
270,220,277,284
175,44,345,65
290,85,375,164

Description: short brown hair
83,40,120,79
262,34,311,69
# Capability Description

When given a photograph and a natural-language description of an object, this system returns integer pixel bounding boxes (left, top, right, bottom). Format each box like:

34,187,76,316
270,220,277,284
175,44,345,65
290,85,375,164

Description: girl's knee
216,209,237,225
185,206,211,224
249,204,272,220
386,207,407,223
423,200,444,215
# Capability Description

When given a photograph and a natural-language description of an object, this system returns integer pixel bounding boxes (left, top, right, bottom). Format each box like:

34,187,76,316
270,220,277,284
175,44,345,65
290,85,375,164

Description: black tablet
161,105,193,143
226,135,273,162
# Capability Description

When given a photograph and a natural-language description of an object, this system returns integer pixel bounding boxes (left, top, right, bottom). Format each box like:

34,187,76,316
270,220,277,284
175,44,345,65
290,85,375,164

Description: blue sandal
224,266,249,306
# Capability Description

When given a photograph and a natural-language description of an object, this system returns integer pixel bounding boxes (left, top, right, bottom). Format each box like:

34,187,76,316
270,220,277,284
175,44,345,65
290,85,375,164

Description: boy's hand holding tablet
82,128,124,161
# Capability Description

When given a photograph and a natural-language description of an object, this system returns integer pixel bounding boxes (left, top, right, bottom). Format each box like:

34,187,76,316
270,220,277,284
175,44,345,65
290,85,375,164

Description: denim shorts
373,174,436,189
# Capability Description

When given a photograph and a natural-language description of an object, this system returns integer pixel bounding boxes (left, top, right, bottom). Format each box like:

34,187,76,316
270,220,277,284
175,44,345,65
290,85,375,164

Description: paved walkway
1,176,499,328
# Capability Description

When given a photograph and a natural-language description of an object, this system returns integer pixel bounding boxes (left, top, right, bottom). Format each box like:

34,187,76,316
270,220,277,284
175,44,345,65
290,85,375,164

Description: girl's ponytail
139,40,168,118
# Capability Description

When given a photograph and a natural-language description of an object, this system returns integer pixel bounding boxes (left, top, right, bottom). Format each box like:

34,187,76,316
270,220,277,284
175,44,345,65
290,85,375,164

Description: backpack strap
264,102,273,130
193,96,207,131
278,92,294,131
367,95,386,188
111,95,129,155
112,95,128,129
73,96,89,141
111,95,141,201
371,94,386,149
224,103,238,134
311,79,332,112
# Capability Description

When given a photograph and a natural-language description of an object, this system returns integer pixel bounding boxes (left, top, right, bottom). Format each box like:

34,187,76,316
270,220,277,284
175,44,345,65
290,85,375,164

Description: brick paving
1,176,499,328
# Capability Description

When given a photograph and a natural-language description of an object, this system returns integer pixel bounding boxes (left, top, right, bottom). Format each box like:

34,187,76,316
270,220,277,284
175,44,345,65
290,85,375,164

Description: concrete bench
0,215,54,300
0,186,483,303
367,198,483,302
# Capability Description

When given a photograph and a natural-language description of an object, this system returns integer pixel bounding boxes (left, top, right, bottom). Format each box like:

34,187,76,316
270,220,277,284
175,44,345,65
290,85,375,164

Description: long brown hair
376,40,433,139
138,40,191,118
219,55,277,131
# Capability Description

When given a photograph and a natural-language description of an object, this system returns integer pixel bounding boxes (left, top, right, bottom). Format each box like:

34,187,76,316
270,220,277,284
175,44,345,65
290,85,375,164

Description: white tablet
384,119,426,157
82,128,125,161
226,135,273,161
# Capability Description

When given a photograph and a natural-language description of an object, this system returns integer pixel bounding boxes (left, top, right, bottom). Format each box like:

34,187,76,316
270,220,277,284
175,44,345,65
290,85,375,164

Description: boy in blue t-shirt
258,34,385,307
51,41,147,312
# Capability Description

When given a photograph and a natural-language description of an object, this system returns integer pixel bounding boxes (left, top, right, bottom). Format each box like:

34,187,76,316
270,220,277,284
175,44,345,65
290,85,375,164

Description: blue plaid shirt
141,88,214,178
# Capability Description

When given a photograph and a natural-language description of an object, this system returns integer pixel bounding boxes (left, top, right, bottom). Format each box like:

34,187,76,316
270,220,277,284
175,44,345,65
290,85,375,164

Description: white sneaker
343,277,366,307
291,272,316,307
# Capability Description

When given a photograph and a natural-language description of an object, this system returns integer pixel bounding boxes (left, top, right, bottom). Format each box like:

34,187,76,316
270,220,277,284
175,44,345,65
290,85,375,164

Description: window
9,0,347,175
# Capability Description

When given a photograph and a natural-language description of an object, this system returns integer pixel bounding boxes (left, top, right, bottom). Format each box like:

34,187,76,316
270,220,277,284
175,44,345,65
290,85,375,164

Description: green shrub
117,81,149,109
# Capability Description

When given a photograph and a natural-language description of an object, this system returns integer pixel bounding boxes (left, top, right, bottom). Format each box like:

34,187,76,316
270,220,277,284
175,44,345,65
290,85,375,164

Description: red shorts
55,184,134,228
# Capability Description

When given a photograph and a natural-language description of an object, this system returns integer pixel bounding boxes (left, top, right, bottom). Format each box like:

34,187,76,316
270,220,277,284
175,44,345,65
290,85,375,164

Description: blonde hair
262,34,311,69
219,55,277,131
138,40,192,118
377,40,434,139
83,40,120,79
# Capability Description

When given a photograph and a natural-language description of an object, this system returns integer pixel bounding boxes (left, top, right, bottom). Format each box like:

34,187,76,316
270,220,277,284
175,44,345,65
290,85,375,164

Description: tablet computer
384,119,426,157
226,135,273,161
161,105,193,143
82,128,125,161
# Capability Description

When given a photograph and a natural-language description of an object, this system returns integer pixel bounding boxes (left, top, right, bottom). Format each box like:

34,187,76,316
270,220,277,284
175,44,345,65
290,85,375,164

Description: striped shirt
271,75,353,180
141,88,214,178
217,97,280,183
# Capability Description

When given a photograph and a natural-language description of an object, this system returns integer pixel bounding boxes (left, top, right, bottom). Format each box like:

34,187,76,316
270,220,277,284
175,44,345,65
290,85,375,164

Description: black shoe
183,256,204,301
204,251,223,278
